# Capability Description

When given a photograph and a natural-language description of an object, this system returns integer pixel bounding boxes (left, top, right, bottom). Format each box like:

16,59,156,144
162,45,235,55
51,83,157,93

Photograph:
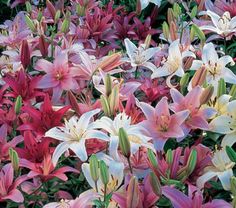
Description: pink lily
162,185,232,208
138,97,189,150
35,51,79,102
0,163,27,203
19,154,79,182
170,87,216,137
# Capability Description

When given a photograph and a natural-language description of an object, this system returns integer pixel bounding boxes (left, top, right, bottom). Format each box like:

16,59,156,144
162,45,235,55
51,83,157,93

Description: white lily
45,109,109,166
124,38,159,72
197,148,235,190
94,112,153,160
139,0,162,11
210,99,236,147
200,10,236,37
190,43,236,94
151,39,195,79
82,155,124,195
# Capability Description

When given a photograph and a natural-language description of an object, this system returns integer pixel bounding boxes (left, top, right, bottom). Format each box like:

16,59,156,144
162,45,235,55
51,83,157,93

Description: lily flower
210,99,236,147
124,38,159,72
151,40,195,81
0,163,27,203
35,51,79,103
137,97,189,150
170,87,216,137
200,10,236,38
139,0,162,11
45,109,109,165
94,112,153,160
197,148,235,190
82,155,124,195
162,184,232,208
190,43,236,93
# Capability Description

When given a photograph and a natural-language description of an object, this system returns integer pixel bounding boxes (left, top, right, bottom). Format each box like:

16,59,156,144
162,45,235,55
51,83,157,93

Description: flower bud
100,95,111,117
167,8,175,25
149,172,162,196
25,15,36,32
105,74,112,97
21,40,30,69
136,0,141,15
200,85,214,105
217,78,226,98
15,95,22,115
191,66,207,88
37,10,43,22
166,149,173,165
186,149,197,175
97,53,122,72
108,85,119,116
68,91,80,115
170,21,178,41
231,176,236,196
99,160,109,186
191,24,205,45
25,1,32,13
9,148,19,172
180,73,190,93
162,21,170,40
229,84,236,101
54,10,61,23
46,0,56,19
39,35,49,57
226,146,236,163
173,3,181,18
118,127,131,158
147,149,158,169
89,154,99,183
144,34,152,49
127,176,139,208
61,12,71,34
190,6,198,19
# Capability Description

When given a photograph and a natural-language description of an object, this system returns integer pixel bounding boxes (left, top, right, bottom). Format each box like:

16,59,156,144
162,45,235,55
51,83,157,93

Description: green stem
127,157,133,174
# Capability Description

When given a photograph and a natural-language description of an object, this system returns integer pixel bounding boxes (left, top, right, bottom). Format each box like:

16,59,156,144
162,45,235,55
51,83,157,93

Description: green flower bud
105,74,112,97
217,78,226,98
147,149,158,169
108,85,119,116
15,95,22,115
25,1,32,13
89,154,99,183
190,6,198,19
54,10,61,23
166,149,173,165
100,95,111,117
180,73,190,93
118,127,131,158
99,160,109,186
149,172,162,196
230,176,236,196
186,149,197,175
226,146,236,163
9,148,19,172
162,21,170,40
229,84,236,100
25,15,36,32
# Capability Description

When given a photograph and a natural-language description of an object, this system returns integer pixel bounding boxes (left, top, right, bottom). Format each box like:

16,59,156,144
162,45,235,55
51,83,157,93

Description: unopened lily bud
176,167,188,181
190,6,197,19
149,172,162,196
99,160,109,186
170,21,178,41
15,95,22,115
162,21,170,40
231,176,236,196
127,176,139,208
76,4,85,16
167,8,175,25
191,24,205,45
200,85,214,105
186,149,197,175
144,34,152,49
25,1,32,13
190,26,195,42
9,148,19,172
226,146,236,163
89,154,99,183
118,127,131,158
230,84,236,100
68,91,80,115
147,149,158,169
39,35,49,57
100,95,111,117
136,0,141,15
46,0,56,19
166,149,173,165
25,15,36,32
97,53,122,72
105,74,112,97
61,12,70,34
37,10,43,22
180,73,190,93
217,78,226,98
54,10,61,23
21,40,30,69
184,57,194,70
173,3,181,18
191,66,207,88
108,85,119,116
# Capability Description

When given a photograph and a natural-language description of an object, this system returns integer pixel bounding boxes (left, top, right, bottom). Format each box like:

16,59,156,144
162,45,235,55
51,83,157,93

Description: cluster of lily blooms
1,0,236,207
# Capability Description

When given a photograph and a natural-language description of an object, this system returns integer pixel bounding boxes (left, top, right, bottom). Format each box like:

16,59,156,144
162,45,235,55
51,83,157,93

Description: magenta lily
138,97,189,150
35,51,79,103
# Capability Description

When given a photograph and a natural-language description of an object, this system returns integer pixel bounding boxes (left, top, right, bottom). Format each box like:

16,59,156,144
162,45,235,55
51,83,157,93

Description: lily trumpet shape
197,148,235,190
190,42,236,94
45,109,109,166
137,97,189,150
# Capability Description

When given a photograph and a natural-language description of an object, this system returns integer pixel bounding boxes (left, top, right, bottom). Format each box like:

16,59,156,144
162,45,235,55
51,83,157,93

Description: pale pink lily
151,40,195,80
190,43,236,94
162,185,232,208
94,112,153,160
139,0,162,11
0,163,27,203
210,99,236,147
124,38,159,72
137,97,189,150
45,109,109,166
170,87,216,137
35,51,79,102
200,10,236,37
197,149,235,191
